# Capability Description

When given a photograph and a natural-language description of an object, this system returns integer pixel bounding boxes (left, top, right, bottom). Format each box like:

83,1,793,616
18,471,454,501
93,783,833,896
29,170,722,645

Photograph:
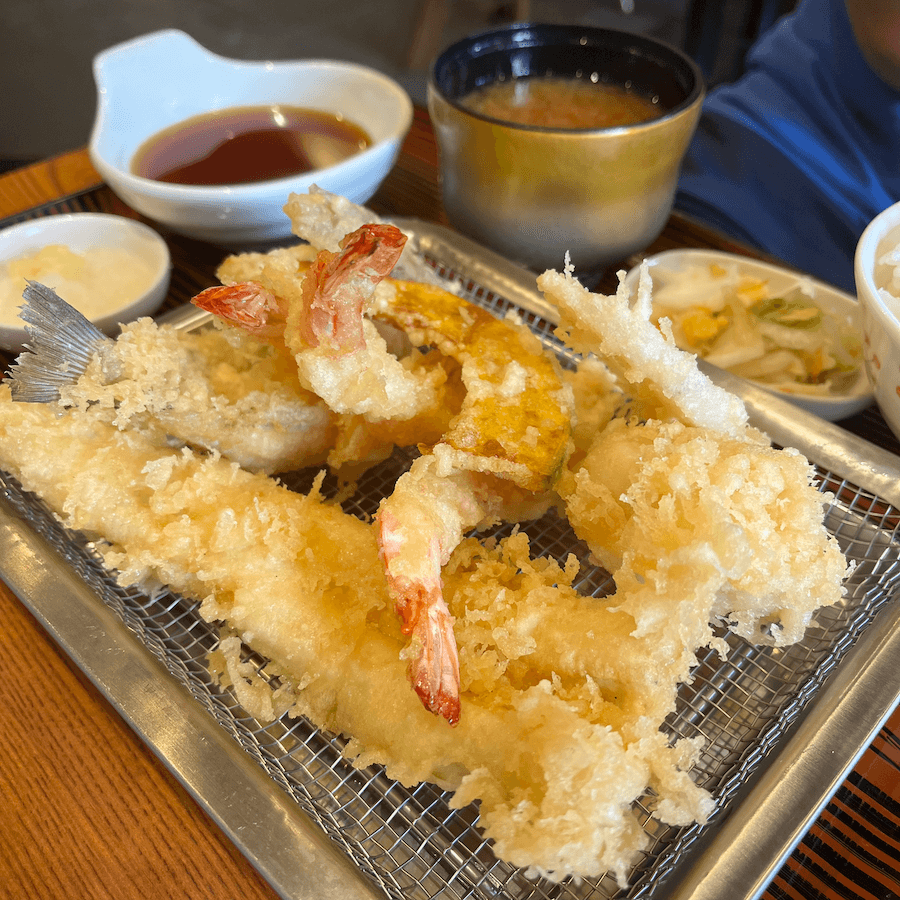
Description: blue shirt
675,0,900,293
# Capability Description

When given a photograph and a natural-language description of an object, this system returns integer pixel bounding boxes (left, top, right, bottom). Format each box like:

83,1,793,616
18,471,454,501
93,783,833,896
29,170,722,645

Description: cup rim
428,21,705,134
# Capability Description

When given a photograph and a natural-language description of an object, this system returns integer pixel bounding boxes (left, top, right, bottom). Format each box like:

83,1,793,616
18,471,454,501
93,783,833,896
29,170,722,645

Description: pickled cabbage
649,263,863,397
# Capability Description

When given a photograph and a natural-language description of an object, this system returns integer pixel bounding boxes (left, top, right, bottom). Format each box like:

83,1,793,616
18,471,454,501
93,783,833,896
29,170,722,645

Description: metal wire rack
2,230,900,900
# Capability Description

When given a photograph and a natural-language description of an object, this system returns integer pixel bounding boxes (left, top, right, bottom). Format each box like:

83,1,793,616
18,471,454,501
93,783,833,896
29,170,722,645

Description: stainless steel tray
3,218,900,900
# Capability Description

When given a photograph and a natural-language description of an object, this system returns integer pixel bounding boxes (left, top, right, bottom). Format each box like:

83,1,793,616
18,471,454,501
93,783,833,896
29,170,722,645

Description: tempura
0,386,710,886
0,191,851,888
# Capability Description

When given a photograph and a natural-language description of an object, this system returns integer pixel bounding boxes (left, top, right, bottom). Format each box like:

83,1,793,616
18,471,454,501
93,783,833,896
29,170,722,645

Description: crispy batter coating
0,386,711,886
59,318,337,474
376,279,574,494
539,264,848,649
216,241,449,424
563,419,848,647
539,263,748,437
0,207,850,888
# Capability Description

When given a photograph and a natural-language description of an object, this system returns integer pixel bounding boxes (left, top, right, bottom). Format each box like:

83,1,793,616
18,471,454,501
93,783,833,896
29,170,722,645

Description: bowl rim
428,21,705,135
855,199,900,321
0,212,170,269
89,33,413,199
0,212,172,349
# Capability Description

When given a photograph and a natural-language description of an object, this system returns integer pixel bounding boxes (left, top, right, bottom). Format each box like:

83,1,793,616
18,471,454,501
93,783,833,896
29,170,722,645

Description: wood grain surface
0,148,103,217
0,582,279,900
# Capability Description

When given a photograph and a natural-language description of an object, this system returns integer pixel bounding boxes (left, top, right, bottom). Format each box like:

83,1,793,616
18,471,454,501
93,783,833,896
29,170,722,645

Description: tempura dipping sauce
132,104,372,186
460,75,664,129
0,244,157,327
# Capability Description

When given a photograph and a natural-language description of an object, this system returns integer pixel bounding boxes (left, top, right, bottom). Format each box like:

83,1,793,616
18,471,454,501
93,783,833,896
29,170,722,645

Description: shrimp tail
296,222,407,354
9,280,112,402
191,281,287,342
402,584,462,726
378,506,461,726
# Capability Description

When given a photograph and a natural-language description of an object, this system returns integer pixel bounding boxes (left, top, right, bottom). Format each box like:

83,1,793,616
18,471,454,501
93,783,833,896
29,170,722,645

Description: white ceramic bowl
88,30,413,247
624,249,874,421
855,200,900,442
0,213,171,353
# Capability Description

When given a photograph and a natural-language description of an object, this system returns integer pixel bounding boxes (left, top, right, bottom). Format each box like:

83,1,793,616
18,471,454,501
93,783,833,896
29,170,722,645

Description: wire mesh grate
2,256,900,900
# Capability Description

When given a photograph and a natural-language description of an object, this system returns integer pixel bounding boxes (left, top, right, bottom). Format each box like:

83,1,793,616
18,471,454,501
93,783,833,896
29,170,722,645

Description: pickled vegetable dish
650,262,863,397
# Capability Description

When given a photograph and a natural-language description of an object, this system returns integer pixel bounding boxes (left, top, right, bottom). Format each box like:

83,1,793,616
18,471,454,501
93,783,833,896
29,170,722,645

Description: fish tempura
10,282,337,474
0,386,711,886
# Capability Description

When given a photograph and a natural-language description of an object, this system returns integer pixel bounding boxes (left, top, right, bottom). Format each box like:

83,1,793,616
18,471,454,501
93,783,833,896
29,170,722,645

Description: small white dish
0,213,171,353
623,249,874,422
88,30,413,247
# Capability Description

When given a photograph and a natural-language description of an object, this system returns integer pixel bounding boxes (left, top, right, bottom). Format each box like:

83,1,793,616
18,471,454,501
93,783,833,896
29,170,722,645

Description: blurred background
0,0,795,171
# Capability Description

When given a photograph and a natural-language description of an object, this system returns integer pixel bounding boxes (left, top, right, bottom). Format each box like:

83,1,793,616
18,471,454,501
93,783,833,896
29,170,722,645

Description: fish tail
9,280,111,402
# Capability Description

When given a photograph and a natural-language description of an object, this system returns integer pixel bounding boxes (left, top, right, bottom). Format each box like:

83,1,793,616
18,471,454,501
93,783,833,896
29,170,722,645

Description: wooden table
1,107,898,900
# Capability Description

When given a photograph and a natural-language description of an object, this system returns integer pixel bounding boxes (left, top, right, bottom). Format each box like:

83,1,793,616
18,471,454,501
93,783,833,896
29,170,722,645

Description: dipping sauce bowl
89,30,413,247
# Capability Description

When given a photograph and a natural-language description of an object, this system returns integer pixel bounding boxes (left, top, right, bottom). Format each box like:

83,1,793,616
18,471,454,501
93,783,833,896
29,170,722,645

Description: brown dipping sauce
461,75,664,129
131,104,371,186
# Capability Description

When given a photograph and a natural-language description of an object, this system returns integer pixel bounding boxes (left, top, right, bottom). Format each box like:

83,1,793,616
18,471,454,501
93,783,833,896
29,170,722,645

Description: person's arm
844,0,900,90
